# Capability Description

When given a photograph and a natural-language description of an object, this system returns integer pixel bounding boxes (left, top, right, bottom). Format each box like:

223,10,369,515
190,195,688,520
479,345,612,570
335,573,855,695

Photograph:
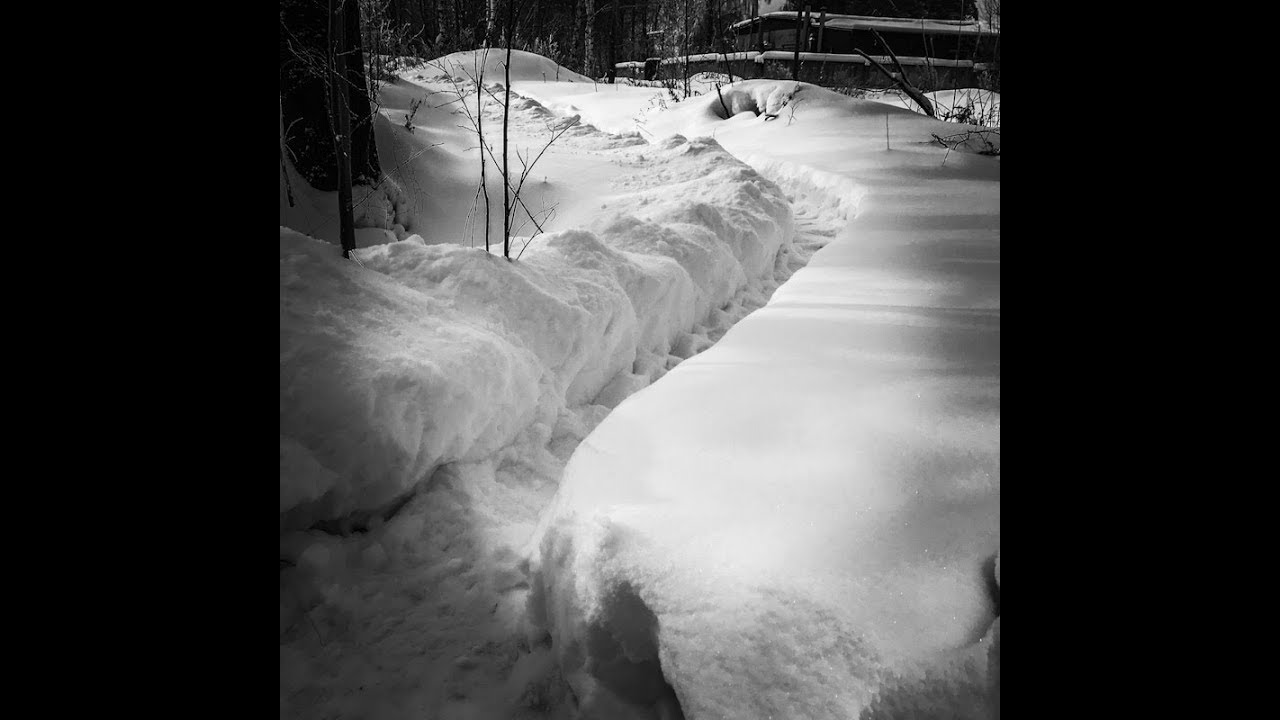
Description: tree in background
980,0,999,30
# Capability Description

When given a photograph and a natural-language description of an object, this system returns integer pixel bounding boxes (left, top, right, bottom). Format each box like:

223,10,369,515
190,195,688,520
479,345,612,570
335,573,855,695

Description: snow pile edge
280,135,794,529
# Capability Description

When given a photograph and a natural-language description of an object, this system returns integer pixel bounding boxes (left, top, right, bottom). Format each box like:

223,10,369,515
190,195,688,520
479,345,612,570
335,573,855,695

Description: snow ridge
739,152,867,228
279,135,794,529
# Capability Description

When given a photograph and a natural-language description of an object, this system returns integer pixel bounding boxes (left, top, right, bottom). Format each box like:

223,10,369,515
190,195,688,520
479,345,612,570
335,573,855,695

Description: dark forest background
318,1,992,81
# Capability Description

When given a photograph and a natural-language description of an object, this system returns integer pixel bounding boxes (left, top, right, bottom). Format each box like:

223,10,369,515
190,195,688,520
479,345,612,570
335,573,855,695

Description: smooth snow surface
528,80,999,720
421,49,595,84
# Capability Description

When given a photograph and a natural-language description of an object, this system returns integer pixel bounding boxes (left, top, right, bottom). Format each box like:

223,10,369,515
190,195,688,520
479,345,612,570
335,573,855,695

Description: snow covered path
280,61,846,720
528,82,1000,719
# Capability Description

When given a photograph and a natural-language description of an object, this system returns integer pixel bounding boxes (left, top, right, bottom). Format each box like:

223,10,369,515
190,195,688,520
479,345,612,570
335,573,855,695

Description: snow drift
280,134,794,529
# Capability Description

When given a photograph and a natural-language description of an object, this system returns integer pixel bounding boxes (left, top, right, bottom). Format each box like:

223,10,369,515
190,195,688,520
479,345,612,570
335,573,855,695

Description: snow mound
279,228,550,527
415,49,593,85
641,80,999,159
279,135,794,529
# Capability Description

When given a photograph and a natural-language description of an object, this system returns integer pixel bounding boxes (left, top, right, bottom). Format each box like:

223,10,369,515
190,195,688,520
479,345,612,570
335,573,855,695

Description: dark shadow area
981,552,1000,618
585,582,686,720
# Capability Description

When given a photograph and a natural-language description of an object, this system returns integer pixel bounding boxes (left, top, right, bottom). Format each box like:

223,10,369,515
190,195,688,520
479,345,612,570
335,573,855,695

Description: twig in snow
931,129,1001,165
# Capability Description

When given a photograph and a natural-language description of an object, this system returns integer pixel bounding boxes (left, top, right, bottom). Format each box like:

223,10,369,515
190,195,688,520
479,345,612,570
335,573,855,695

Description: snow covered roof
752,51,975,67
823,15,989,35
659,51,760,64
731,11,995,37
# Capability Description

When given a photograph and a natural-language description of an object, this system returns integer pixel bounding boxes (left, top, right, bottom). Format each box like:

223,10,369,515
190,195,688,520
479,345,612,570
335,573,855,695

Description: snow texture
280,133,793,529
526,79,1000,720
281,49,998,720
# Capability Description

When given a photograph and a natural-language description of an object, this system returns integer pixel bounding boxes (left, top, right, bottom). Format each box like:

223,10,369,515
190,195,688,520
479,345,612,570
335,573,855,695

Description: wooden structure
730,11,999,64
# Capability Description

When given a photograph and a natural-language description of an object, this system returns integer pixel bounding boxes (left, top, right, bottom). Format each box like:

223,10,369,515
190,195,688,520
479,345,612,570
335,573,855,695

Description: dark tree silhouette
280,0,382,192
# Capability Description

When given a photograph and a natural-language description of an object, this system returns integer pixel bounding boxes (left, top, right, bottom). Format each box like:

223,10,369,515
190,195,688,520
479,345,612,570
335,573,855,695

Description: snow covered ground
524,80,1000,720
280,50,998,720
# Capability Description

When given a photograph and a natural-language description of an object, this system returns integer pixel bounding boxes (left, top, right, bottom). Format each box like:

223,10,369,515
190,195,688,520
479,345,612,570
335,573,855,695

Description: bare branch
866,30,935,118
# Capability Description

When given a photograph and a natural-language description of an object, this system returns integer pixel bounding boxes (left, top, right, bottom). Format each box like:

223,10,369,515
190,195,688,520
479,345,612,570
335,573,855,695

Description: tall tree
584,0,596,76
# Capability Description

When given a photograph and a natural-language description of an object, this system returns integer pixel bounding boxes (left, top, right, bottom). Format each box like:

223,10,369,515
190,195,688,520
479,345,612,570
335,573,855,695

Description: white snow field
280,50,998,720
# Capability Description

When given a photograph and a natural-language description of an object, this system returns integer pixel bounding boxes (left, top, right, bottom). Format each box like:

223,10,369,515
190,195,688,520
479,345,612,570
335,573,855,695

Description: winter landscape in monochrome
280,1,1000,718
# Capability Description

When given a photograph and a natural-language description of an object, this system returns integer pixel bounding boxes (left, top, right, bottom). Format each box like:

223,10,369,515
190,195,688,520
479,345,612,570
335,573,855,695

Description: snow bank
416,49,593,84
279,228,550,527
739,152,866,224
644,80,922,139
280,134,794,529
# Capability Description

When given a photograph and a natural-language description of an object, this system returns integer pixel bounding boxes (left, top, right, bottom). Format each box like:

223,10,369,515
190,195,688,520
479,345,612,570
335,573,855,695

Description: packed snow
280,48,998,720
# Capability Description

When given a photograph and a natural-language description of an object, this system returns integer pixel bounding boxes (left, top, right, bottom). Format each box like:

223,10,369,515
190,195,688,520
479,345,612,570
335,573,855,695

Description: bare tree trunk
330,0,356,258
868,28,935,117
640,0,648,56
610,0,618,72
573,0,582,71
747,0,757,53
503,0,514,257
791,5,803,81
478,59,490,253
434,0,448,44
485,0,495,47
279,90,297,209
280,0,379,191
682,0,689,96
585,0,595,78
